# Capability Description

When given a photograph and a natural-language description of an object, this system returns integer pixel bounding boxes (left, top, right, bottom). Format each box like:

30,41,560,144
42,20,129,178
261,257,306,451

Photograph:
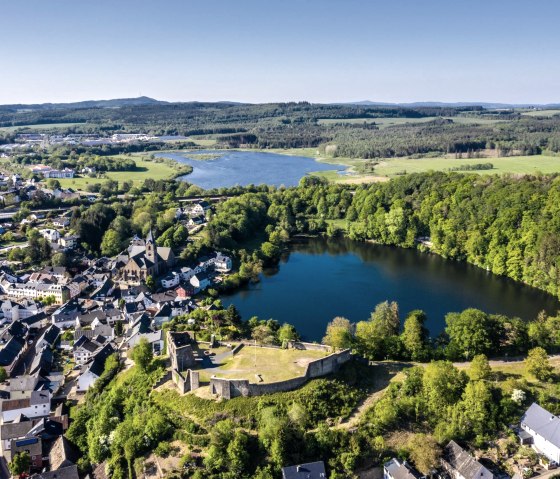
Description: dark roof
0,336,25,367
7,320,28,339
521,402,560,447
31,464,79,479
443,441,493,479
39,325,61,346
282,461,326,479
22,312,49,328
88,343,115,377
29,347,53,376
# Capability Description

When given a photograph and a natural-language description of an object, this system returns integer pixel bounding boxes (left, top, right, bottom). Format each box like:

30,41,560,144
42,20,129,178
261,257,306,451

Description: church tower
145,229,158,275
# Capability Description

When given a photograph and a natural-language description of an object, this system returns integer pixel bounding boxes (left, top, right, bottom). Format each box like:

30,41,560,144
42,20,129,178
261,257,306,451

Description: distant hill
0,96,166,112
340,100,560,109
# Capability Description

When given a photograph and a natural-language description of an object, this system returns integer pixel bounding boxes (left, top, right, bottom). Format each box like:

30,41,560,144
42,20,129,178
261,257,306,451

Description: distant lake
223,237,560,341
158,150,346,188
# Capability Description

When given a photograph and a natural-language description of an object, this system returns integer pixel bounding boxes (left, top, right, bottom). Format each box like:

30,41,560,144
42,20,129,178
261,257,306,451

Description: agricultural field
195,345,328,384
520,109,560,117
372,154,560,177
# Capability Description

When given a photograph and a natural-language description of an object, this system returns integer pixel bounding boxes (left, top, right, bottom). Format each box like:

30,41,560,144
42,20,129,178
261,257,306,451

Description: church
121,230,175,282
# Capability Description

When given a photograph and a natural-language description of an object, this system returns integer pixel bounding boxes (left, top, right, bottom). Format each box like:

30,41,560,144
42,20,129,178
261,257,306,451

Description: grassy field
373,154,560,177
198,346,328,383
55,156,183,189
227,147,560,183
0,122,85,132
521,109,560,117
318,116,506,128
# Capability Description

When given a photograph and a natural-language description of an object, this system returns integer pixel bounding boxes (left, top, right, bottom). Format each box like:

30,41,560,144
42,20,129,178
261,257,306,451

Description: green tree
131,338,153,373
277,323,298,344
445,309,495,360
46,178,61,190
407,434,441,475
460,380,496,438
323,317,353,350
51,252,68,267
145,275,156,292
468,354,492,381
0,367,7,382
401,310,429,361
423,361,466,415
10,452,31,476
526,347,553,381
101,229,123,257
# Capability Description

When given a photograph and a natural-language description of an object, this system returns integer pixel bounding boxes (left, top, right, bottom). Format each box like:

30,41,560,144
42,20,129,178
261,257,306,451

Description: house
190,200,211,217
60,235,79,249
213,252,232,273
179,267,195,282
0,416,43,464
121,230,175,282
52,217,70,228
39,229,61,243
441,441,493,479
73,336,107,365
384,458,420,479
1,299,40,321
36,325,61,350
76,342,116,392
282,461,326,479
188,215,206,226
0,390,51,422
161,271,181,289
49,435,79,471
520,403,560,463
31,465,79,479
6,283,69,305
190,271,211,292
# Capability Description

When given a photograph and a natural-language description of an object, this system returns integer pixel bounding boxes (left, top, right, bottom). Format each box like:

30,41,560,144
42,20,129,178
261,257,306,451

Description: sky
2,0,560,105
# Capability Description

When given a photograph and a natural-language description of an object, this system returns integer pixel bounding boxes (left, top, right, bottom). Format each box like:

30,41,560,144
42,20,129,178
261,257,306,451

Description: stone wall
172,368,200,394
209,349,351,399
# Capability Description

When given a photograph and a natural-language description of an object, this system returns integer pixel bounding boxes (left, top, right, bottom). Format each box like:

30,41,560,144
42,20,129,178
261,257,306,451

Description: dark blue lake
223,237,560,341
158,150,346,188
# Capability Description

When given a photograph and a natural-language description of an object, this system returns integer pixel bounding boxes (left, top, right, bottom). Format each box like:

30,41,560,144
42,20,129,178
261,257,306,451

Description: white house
213,253,232,273
384,458,419,479
52,217,70,228
39,229,60,243
0,390,51,423
76,343,115,393
161,271,181,289
441,441,493,479
190,272,211,292
520,403,560,463
180,267,195,282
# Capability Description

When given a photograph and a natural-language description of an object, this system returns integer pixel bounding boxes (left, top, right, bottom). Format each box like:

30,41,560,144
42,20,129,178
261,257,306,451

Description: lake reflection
223,237,560,341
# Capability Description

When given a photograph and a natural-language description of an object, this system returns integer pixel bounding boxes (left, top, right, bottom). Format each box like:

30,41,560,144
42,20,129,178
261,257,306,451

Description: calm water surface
158,150,346,188
223,237,560,341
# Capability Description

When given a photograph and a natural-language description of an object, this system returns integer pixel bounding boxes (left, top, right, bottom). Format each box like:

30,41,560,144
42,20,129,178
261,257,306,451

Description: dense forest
2,101,560,160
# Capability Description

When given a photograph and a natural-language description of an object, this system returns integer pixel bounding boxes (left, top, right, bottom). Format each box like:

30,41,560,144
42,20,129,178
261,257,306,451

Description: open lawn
197,346,328,384
55,156,183,189
374,154,560,177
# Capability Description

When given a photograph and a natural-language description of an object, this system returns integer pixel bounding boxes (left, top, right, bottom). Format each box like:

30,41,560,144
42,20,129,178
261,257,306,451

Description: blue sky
2,0,560,104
